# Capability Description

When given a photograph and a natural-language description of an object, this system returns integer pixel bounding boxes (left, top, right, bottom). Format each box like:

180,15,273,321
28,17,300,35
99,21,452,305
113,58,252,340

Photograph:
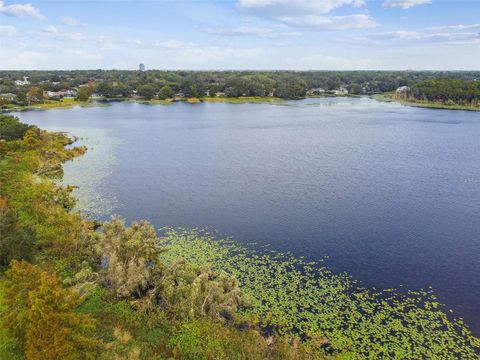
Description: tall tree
96,218,160,297
1,261,99,359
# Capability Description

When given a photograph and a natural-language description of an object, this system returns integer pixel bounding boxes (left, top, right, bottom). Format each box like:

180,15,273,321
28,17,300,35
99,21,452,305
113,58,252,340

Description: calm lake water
15,97,480,333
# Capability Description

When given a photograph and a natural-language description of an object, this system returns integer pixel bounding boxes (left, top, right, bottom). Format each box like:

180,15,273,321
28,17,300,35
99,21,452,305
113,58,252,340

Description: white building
334,87,349,95
396,86,410,93
15,76,30,86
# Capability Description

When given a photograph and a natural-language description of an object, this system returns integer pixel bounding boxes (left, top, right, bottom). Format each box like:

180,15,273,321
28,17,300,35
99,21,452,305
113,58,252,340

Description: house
175,92,185,98
15,76,30,86
215,92,225,97
307,88,326,96
396,86,410,93
334,87,349,95
0,93,17,102
44,90,78,99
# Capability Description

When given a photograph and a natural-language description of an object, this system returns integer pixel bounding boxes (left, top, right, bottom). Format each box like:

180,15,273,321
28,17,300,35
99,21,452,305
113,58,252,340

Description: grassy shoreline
373,93,480,112
4,93,480,113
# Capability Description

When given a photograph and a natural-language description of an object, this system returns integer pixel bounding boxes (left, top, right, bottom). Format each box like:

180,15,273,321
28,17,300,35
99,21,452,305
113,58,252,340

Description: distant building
15,76,30,86
333,87,349,95
396,86,410,93
307,88,326,96
139,63,145,71
0,93,17,102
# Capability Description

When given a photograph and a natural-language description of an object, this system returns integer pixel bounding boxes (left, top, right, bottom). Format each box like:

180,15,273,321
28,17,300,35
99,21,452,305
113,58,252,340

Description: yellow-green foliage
95,217,160,298
158,229,480,359
0,124,88,257
1,261,99,359
151,261,244,321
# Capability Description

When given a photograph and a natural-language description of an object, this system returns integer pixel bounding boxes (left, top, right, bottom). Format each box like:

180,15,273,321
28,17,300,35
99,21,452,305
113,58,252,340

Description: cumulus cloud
154,39,188,50
0,24,17,36
60,16,79,26
287,53,376,70
1,50,49,69
36,29,87,41
367,29,479,44
237,0,365,16
206,26,301,39
430,24,480,31
236,0,373,31
280,14,377,30
0,1,44,19
150,38,264,67
43,25,58,33
383,0,431,9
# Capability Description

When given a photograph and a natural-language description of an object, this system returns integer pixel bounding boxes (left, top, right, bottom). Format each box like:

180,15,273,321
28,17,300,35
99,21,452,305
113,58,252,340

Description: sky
0,0,479,70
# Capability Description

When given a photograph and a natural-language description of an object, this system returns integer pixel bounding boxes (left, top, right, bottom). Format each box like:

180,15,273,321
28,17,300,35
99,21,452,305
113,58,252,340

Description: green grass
158,228,480,359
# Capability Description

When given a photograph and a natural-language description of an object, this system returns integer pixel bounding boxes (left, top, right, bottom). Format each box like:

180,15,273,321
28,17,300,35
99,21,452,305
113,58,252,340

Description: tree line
395,78,480,106
1,70,480,104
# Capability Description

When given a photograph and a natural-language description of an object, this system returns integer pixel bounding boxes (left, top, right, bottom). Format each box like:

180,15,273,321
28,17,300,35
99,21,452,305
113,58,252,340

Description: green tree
1,261,99,359
96,218,160,297
26,86,44,105
158,85,174,100
76,82,94,102
0,115,32,141
137,84,156,100
0,198,35,268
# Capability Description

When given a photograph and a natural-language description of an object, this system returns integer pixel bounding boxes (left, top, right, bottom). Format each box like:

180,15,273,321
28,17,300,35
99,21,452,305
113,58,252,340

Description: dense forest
1,114,480,359
1,70,480,106
395,78,480,107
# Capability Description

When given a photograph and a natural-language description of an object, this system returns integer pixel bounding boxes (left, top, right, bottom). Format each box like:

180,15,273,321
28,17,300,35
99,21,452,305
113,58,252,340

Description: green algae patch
158,228,480,359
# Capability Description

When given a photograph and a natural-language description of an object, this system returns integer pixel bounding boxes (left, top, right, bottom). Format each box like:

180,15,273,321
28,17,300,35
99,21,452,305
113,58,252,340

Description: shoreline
4,93,480,113
0,94,361,112
372,93,480,112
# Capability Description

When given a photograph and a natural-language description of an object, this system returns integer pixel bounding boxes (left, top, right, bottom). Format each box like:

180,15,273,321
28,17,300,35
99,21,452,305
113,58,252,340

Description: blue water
16,97,480,333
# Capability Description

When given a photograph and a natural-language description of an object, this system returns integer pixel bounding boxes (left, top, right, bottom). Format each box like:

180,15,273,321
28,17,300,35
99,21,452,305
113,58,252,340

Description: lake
15,96,480,333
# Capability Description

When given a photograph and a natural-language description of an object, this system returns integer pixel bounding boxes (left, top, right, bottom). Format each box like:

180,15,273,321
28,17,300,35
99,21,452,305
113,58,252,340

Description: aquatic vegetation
159,228,480,358
59,128,121,216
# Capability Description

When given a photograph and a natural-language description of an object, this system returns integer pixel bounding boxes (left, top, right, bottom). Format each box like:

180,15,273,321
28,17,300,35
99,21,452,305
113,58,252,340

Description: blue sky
0,0,479,70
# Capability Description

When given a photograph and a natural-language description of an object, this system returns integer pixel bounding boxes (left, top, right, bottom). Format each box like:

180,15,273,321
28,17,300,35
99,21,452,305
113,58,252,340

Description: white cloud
0,24,17,36
43,25,58,33
154,39,189,50
430,24,480,31
287,53,376,70
69,50,101,61
0,1,44,19
36,29,87,41
207,26,274,36
206,26,301,39
383,0,431,9
150,39,264,67
237,0,365,16
280,14,377,30
1,50,49,69
60,16,79,26
367,29,479,44
236,0,372,31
